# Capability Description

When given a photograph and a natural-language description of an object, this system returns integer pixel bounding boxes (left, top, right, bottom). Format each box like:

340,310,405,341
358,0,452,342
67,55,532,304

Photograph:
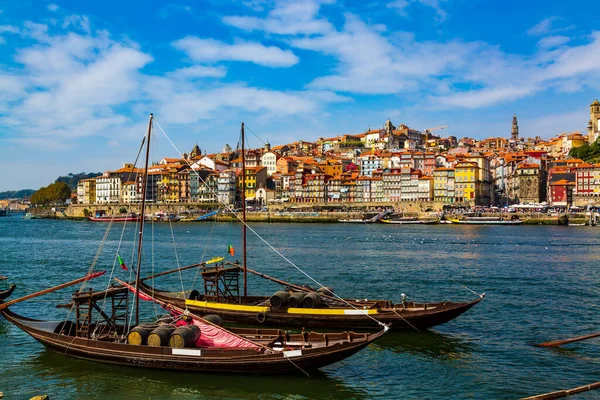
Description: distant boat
380,218,437,224
88,215,140,222
152,212,181,222
23,212,38,220
338,218,372,223
195,210,218,221
447,217,523,225
0,275,16,301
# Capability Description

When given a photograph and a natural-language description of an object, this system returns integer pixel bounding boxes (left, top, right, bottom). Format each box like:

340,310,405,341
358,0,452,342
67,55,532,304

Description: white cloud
168,65,227,79
527,17,559,36
62,15,91,34
0,25,20,34
387,0,448,22
223,0,333,35
172,36,298,67
433,85,537,109
47,3,59,12
537,35,570,49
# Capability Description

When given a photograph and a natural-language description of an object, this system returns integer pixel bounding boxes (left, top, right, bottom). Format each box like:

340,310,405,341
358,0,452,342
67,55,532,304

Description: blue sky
0,0,598,191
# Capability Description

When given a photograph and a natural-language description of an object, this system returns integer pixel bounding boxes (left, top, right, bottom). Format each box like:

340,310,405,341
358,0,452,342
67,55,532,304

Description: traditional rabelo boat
0,275,16,301
0,115,384,375
88,214,140,222
380,218,438,224
446,216,523,225
139,123,483,331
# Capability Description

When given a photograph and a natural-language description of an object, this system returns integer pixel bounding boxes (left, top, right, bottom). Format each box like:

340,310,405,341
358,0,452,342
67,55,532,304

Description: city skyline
0,0,599,191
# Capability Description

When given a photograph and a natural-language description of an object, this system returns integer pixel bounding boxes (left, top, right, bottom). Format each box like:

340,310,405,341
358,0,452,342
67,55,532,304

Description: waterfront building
121,181,138,203
217,169,237,205
454,161,479,204
514,163,541,204
96,173,122,204
464,154,492,206
327,177,342,202
382,168,402,202
276,157,299,174
77,178,96,205
549,179,574,207
433,168,455,203
197,172,218,203
574,163,600,198
238,166,267,202
260,143,280,176
418,176,434,202
299,174,329,203
192,155,229,172
400,167,420,202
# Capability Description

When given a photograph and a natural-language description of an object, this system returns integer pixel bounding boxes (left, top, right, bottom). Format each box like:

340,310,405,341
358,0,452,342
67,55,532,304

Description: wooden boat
446,217,523,225
139,263,482,331
88,215,140,222
196,210,218,221
0,115,384,375
0,275,16,301
152,212,181,222
0,283,383,374
380,218,437,224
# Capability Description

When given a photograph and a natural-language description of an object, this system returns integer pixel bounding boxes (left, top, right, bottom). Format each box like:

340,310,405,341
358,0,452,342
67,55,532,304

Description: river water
1,214,600,399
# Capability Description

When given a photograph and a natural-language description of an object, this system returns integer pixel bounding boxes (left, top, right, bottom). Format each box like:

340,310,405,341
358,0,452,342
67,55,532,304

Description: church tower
588,99,600,143
511,114,519,141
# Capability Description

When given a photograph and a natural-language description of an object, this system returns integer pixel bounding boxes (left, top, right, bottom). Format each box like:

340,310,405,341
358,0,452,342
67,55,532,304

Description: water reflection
372,331,475,361
23,349,369,400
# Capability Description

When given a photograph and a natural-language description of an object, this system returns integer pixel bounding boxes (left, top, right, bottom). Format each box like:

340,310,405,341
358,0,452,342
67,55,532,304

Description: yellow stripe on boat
287,308,378,315
186,299,269,313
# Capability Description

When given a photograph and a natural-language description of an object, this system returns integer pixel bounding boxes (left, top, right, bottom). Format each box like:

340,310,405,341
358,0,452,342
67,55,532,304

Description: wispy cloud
47,3,59,12
387,0,448,22
172,36,299,67
223,0,333,35
537,35,570,49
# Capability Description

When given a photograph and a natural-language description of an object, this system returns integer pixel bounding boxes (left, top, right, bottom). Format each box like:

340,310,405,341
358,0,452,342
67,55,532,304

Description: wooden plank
522,381,600,399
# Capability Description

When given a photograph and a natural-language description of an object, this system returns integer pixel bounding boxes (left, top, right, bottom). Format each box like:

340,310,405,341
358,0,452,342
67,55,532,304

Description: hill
55,172,102,190
0,189,35,200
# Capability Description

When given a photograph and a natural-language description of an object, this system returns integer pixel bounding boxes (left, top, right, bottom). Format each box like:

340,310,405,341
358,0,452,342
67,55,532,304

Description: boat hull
140,282,481,331
0,284,16,300
1,308,383,374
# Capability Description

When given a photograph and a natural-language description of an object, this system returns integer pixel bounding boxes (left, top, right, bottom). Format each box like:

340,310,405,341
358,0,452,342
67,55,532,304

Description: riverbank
23,207,592,225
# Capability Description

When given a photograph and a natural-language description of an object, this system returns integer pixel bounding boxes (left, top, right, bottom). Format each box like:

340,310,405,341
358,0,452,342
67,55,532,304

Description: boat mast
241,122,247,303
135,113,153,326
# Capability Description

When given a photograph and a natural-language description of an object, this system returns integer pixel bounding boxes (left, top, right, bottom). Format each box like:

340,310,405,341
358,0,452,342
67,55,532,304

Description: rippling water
1,215,600,399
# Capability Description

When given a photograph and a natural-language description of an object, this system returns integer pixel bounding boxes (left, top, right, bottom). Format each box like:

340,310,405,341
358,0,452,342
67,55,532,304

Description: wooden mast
134,113,153,326
241,122,248,303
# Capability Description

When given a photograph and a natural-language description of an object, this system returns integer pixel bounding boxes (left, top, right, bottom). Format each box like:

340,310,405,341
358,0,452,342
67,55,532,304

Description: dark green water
1,215,600,399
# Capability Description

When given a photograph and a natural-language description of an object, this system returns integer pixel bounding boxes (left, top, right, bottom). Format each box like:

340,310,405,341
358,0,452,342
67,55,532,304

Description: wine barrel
169,325,201,348
147,325,176,347
127,324,158,346
287,292,306,308
203,314,223,326
269,291,290,311
189,289,200,301
301,292,322,308
317,286,334,297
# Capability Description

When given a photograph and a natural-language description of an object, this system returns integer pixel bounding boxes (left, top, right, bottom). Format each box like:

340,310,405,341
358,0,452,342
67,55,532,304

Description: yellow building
454,161,479,204
238,166,267,200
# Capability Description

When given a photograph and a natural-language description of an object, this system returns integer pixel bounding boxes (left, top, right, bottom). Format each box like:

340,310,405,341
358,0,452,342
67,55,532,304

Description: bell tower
511,114,519,141
589,99,600,143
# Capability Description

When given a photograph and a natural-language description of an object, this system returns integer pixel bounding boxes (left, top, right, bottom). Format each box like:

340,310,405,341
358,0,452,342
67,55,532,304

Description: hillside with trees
55,172,101,190
0,189,35,200
568,141,600,163
30,182,72,205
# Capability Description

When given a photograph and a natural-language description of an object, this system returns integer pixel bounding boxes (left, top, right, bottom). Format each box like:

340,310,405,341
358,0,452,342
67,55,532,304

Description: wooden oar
0,271,106,310
522,381,600,399
537,330,600,347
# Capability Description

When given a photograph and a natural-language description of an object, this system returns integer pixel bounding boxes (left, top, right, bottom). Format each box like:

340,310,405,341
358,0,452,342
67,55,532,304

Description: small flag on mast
228,242,235,257
117,254,128,270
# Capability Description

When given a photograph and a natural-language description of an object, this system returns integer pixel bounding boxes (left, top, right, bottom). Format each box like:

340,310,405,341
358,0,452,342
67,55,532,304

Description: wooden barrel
147,325,176,347
127,324,158,346
169,325,201,348
269,291,290,311
317,286,334,297
287,292,306,308
301,292,322,308
203,314,223,326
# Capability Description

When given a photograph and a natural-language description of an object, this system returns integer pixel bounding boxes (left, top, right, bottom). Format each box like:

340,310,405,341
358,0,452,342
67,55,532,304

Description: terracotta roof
550,179,574,186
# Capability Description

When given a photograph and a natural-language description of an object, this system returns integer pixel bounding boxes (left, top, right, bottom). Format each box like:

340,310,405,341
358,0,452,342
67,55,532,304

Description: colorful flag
117,254,128,270
228,243,235,257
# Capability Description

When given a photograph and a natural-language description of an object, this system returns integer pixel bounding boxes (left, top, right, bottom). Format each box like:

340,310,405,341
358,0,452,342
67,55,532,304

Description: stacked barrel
269,286,334,311
127,323,201,348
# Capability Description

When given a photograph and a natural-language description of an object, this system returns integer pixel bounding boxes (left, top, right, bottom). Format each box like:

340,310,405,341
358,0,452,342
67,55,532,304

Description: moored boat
88,214,140,222
0,275,16,301
380,218,438,224
447,217,523,225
